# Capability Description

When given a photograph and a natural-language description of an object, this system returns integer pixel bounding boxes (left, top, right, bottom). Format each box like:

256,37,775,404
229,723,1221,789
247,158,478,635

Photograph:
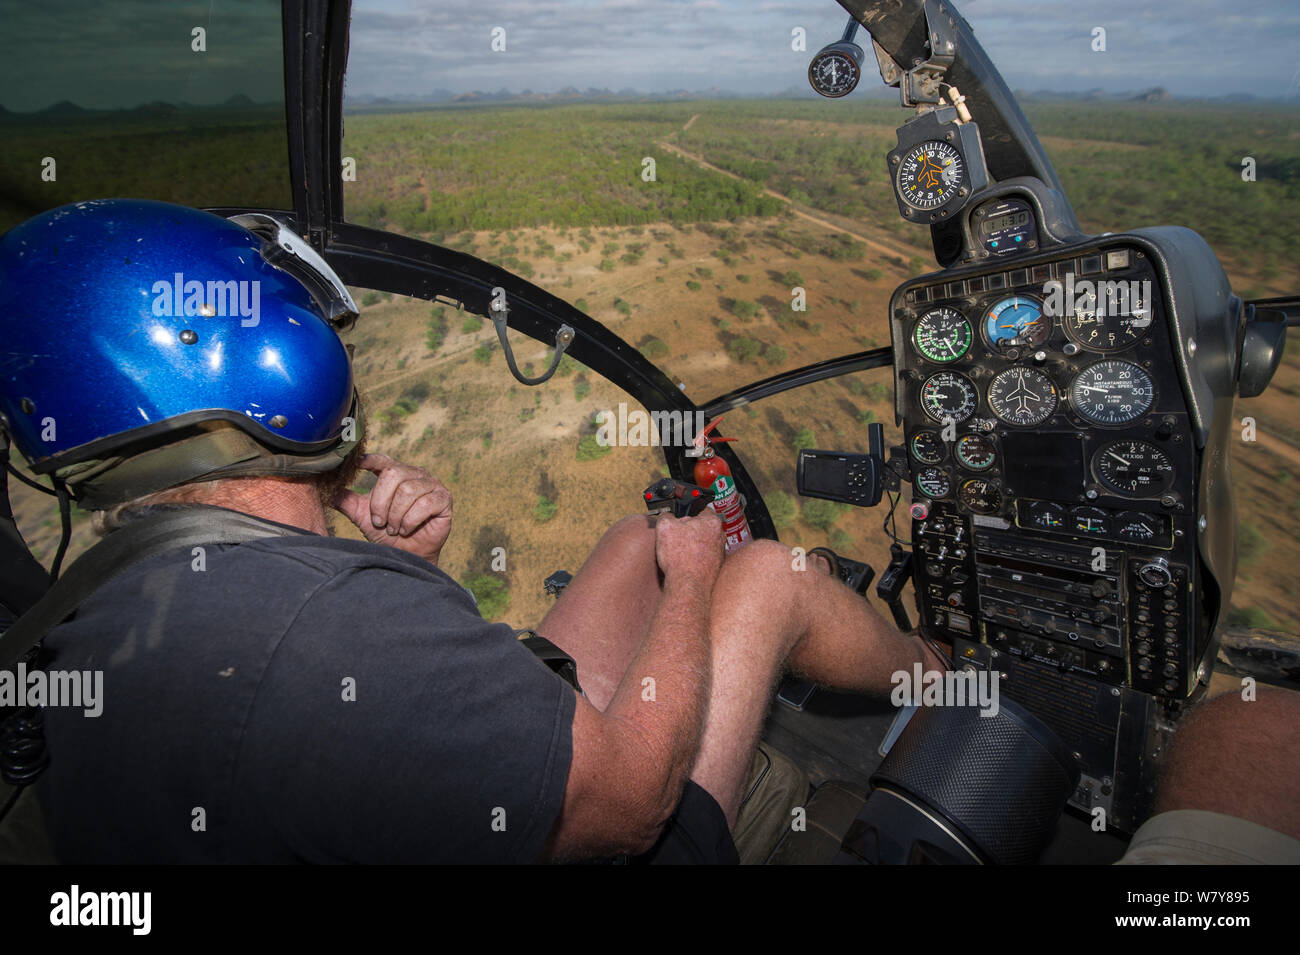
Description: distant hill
38,100,87,116
1133,87,1172,103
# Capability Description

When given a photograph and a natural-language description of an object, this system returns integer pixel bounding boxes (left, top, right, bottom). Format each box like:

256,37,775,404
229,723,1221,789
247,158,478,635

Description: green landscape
8,96,1300,636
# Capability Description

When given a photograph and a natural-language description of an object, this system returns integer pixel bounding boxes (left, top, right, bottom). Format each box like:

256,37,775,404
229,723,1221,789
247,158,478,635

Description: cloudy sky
343,0,1300,99
1,0,1296,111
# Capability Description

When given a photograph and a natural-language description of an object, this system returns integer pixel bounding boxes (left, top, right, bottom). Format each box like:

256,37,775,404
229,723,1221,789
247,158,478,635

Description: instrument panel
890,239,1205,704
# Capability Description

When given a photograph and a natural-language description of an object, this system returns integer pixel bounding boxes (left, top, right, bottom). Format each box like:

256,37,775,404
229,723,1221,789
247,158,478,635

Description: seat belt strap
0,505,309,668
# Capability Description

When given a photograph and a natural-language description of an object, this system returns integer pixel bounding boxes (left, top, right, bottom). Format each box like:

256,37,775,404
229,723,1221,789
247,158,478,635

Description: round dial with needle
1094,440,1174,496
913,307,973,363
1070,361,1155,425
987,367,1059,426
808,49,861,98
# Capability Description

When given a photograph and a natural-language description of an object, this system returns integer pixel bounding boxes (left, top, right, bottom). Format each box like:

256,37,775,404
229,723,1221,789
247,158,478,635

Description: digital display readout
983,211,1030,234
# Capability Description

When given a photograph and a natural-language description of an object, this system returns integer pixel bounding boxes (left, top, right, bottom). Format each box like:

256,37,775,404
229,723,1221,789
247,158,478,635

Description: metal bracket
870,0,959,110
488,296,576,386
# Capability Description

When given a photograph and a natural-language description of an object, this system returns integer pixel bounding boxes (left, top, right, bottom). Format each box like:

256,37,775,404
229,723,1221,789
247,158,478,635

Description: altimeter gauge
1093,440,1174,497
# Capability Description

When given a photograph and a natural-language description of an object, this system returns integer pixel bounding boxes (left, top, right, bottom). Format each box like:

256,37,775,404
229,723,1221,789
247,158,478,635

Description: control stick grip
643,478,716,519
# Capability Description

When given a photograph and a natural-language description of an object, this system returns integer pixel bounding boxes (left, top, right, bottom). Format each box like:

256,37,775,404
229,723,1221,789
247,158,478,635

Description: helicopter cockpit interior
1,0,1297,870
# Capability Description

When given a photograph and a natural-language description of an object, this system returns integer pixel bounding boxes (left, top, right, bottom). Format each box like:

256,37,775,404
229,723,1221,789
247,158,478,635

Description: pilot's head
0,199,366,523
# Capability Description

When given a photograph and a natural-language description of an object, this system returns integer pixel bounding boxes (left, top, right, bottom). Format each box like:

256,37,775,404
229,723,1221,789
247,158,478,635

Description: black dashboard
887,201,1225,825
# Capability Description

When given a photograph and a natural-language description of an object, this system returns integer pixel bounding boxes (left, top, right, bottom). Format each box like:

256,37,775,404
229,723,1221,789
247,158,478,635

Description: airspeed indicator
913,307,973,363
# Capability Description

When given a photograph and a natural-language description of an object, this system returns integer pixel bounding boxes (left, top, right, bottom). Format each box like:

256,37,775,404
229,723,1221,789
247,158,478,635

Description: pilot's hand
654,509,725,585
333,453,453,565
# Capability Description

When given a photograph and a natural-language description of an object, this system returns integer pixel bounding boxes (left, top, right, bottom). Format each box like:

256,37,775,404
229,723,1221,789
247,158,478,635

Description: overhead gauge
808,49,861,98
955,434,996,470
1070,361,1155,425
895,141,966,213
1093,440,1174,496
915,467,952,500
919,372,978,424
913,307,973,363
987,367,1059,426
808,20,865,99
984,296,1049,350
910,431,947,465
959,478,1002,514
887,109,989,222
1022,500,1067,532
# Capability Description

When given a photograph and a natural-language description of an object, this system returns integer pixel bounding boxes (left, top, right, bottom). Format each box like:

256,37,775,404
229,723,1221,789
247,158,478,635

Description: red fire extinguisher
692,415,753,553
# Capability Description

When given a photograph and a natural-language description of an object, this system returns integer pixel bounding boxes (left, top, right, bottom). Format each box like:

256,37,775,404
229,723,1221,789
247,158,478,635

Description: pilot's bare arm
543,511,724,860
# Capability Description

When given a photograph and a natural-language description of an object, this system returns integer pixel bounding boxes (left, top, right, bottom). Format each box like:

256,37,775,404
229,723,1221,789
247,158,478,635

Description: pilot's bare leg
536,514,663,710
1153,686,1300,839
687,539,945,826
539,520,944,827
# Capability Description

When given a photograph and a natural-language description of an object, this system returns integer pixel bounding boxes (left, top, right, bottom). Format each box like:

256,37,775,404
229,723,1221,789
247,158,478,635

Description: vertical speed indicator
913,307,973,363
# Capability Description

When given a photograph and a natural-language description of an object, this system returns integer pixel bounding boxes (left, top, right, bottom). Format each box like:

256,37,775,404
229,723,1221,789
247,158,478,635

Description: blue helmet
0,199,364,506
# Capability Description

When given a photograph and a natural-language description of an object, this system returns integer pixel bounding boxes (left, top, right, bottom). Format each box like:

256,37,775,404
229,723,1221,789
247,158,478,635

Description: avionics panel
889,239,1203,704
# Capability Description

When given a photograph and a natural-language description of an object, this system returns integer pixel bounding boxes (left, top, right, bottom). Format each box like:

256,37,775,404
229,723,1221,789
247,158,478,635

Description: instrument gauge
919,372,978,424
1071,506,1110,536
1116,511,1161,543
910,431,947,465
959,479,1002,515
1070,361,1155,425
1062,286,1150,352
913,307,973,363
1094,440,1175,497
1022,500,1067,532
895,141,966,212
955,434,996,471
984,296,1049,351
987,367,1059,427
808,49,861,98
915,467,952,500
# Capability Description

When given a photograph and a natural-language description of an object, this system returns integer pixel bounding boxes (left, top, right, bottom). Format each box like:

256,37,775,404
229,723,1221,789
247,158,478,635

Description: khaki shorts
1116,810,1300,865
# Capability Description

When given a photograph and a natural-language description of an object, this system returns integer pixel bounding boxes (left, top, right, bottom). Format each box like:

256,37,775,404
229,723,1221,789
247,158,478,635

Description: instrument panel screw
268,415,288,429
179,329,198,345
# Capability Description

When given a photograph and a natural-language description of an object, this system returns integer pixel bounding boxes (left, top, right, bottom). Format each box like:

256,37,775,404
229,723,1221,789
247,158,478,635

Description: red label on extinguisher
709,475,753,553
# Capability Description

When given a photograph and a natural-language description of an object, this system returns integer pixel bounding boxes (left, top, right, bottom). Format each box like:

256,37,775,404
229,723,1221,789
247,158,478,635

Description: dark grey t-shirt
36,533,575,863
